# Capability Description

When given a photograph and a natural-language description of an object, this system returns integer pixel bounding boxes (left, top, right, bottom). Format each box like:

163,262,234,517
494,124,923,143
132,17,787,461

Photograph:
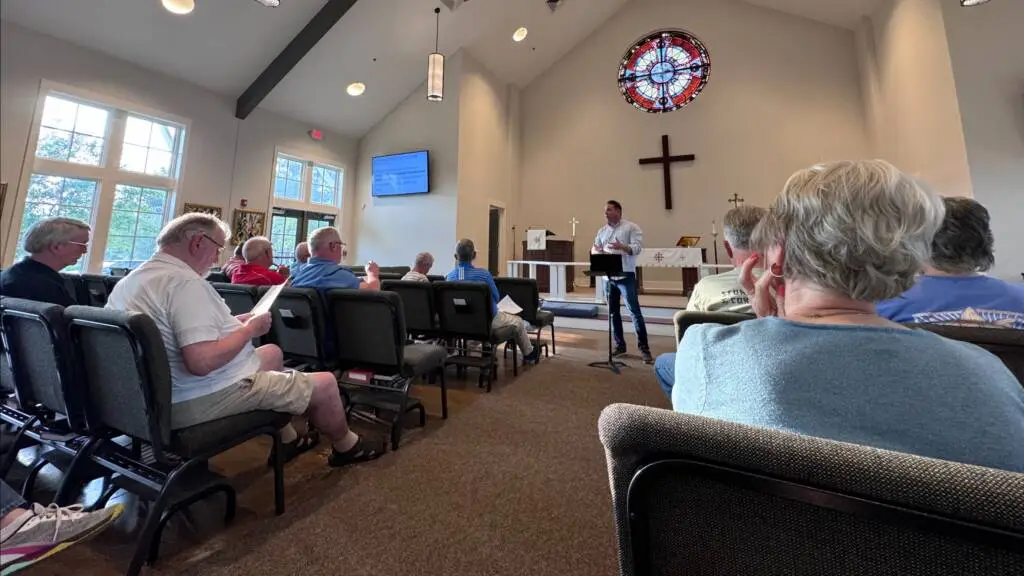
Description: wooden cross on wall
727,193,745,208
638,134,695,211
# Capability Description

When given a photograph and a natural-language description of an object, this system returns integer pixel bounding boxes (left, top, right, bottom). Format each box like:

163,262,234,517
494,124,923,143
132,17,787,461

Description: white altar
635,247,704,268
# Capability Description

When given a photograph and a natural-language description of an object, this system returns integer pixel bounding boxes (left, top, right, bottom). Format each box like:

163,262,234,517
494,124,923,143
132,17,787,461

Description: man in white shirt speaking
592,200,652,364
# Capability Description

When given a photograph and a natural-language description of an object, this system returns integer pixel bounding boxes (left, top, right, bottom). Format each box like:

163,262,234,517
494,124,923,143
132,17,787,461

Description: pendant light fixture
427,7,444,102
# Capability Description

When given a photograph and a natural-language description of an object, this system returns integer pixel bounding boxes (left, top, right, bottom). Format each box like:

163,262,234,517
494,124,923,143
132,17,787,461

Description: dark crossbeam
235,0,359,120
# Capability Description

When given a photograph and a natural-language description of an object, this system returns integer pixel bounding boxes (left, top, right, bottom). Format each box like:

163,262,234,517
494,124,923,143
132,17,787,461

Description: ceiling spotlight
161,0,195,15
254,0,281,6
347,82,366,96
513,27,529,42
960,0,991,5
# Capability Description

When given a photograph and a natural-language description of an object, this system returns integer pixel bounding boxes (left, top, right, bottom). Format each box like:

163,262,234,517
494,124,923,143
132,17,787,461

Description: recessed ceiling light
347,82,366,96
162,0,195,15
960,0,990,5
254,0,281,6
513,27,529,42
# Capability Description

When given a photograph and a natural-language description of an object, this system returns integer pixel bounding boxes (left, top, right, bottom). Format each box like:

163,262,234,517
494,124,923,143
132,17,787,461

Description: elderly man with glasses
107,213,384,469
290,226,380,292
1,217,91,306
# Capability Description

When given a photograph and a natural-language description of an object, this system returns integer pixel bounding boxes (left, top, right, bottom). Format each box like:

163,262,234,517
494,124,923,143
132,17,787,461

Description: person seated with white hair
231,236,288,286
877,196,1024,328
402,252,434,282
1,217,91,306
446,239,540,364
672,160,1024,472
654,205,766,398
107,213,383,467
290,227,379,291
291,241,311,276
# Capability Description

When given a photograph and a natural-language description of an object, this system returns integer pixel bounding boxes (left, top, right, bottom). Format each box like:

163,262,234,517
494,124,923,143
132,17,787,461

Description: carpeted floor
24,336,672,575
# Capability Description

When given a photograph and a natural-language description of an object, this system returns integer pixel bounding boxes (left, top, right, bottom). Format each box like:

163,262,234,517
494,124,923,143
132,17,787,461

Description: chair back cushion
433,282,493,341
65,306,172,445
494,277,540,325
102,275,122,295
908,324,1024,386
80,274,110,307
381,280,436,336
599,403,1024,576
59,273,86,305
379,266,412,276
0,297,85,429
326,289,405,373
673,310,754,343
210,282,258,315
264,287,325,363
205,271,230,283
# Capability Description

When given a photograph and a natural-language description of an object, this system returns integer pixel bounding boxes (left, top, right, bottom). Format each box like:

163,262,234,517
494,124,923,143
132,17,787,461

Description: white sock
333,431,359,453
280,424,298,444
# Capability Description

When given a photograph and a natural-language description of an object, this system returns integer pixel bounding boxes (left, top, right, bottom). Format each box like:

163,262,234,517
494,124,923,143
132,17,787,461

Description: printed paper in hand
251,283,286,316
497,295,523,315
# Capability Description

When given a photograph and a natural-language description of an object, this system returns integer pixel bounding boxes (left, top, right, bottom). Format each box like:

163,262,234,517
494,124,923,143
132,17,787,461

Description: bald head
295,242,310,264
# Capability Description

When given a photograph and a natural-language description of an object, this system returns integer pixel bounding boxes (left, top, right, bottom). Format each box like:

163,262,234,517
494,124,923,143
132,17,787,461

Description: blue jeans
606,273,649,352
1,479,26,517
655,353,676,399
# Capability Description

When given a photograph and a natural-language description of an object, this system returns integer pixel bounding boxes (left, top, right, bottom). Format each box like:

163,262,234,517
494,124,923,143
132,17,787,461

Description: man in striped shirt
446,239,539,363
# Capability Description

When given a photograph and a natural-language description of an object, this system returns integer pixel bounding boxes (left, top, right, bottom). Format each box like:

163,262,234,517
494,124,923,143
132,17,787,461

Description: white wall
856,0,973,197
350,54,462,268
942,1,1024,281
0,20,357,267
519,0,871,287
456,52,517,274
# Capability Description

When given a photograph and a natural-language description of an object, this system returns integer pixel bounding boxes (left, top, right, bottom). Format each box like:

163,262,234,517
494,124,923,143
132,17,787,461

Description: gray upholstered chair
381,279,439,341
258,286,331,371
495,277,555,356
79,273,110,307
210,282,259,315
326,289,448,447
672,310,754,343
433,281,519,391
907,324,1024,387
598,403,1024,576
63,305,290,576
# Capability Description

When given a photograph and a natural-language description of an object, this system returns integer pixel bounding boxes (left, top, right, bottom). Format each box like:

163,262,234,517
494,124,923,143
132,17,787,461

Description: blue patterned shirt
446,263,500,316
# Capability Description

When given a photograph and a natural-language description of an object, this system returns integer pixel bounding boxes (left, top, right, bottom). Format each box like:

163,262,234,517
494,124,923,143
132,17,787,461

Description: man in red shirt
231,236,289,286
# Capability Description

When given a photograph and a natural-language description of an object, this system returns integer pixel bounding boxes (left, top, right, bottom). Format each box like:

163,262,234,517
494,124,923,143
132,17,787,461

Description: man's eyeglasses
65,241,89,248
199,233,225,252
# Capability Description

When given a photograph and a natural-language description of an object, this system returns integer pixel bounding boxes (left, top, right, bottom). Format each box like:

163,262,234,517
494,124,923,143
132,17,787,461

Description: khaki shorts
171,370,315,430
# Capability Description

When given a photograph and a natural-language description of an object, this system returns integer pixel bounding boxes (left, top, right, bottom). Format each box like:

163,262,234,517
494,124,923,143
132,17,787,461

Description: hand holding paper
497,295,523,315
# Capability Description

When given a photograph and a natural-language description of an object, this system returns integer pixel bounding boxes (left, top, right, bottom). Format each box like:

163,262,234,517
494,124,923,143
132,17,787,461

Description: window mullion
86,110,127,273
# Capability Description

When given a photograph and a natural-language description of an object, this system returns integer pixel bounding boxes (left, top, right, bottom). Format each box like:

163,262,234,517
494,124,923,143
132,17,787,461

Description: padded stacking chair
599,403,1024,576
59,272,86,305
205,271,230,283
259,286,332,371
210,282,258,315
327,290,448,447
907,324,1024,387
63,306,290,576
102,274,122,295
381,280,438,341
495,277,554,356
433,281,519,391
672,310,755,343
79,274,110,306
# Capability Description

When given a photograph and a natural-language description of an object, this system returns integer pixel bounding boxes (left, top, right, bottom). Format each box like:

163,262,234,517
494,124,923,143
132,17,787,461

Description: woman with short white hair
671,160,1024,472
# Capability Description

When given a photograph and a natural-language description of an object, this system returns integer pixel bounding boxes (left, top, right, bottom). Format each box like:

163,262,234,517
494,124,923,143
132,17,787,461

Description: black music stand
588,253,628,374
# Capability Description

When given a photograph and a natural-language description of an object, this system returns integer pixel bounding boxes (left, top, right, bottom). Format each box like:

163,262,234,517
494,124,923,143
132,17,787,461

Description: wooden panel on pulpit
521,240,574,293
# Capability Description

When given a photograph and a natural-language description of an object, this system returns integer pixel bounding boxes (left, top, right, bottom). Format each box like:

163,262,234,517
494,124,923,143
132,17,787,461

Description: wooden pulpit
522,239,575,293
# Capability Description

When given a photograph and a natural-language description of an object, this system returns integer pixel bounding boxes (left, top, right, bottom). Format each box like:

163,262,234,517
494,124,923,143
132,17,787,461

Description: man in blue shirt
1,217,91,307
878,197,1024,329
290,227,379,292
446,239,539,363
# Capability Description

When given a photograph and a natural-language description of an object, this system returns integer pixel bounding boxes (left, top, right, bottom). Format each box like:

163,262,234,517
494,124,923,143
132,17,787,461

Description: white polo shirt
106,252,261,403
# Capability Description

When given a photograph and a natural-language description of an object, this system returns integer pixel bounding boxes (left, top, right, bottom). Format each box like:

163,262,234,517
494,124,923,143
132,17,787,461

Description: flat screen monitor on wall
371,150,430,197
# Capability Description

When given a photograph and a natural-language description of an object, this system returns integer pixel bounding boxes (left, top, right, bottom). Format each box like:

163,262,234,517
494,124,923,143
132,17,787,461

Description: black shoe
612,346,627,357
641,350,654,365
328,436,386,468
524,348,542,364
266,429,320,467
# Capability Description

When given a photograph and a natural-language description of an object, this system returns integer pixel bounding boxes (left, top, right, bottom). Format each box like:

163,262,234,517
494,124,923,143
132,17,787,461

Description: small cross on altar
638,134,695,211
727,193,745,208
569,217,580,239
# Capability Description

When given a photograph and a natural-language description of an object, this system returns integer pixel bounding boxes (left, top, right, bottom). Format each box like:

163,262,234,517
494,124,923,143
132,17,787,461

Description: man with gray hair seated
231,236,288,286
107,213,383,468
877,196,1024,328
445,239,540,364
654,205,767,398
402,252,434,282
1,217,91,306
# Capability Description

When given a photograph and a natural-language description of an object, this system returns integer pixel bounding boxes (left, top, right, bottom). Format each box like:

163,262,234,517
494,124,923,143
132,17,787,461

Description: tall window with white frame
9,91,186,273
269,151,343,267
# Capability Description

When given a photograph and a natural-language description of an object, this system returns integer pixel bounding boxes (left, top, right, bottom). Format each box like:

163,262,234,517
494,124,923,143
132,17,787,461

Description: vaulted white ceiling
1,0,886,138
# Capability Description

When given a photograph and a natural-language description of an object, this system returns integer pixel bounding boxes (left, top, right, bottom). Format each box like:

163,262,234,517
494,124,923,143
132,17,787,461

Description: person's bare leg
304,372,359,452
256,344,297,442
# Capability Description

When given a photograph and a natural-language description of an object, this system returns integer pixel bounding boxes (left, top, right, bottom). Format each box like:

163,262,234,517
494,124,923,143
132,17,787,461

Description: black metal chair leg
550,323,556,355
147,483,234,566
271,430,284,515
20,458,49,498
513,344,518,376
439,368,448,419
128,463,194,576
54,435,102,506
92,484,119,511
0,416,38,478
416,403,426,428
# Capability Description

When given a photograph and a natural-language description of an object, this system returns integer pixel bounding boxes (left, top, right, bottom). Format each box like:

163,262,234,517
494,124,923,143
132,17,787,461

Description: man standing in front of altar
592,200,653,364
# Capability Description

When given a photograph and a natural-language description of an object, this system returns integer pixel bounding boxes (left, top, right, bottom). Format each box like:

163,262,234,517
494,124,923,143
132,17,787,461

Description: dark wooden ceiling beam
235,0,359,119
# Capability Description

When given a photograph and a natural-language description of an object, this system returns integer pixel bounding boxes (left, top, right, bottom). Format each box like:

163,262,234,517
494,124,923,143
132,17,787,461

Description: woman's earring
770,264,784,279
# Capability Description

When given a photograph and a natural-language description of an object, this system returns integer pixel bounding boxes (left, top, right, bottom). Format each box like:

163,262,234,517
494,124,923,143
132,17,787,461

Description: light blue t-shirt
289,256,361,292
672,318,1024,472
877,275,1024,329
